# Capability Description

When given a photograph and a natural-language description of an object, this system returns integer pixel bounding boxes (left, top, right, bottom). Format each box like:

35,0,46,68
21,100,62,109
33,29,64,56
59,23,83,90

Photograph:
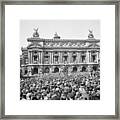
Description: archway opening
44,67,50,73
93,66,97,71
33,67,38,74
82,66,86,72
73,66,77,72
24,69,28,75
54,67,59,73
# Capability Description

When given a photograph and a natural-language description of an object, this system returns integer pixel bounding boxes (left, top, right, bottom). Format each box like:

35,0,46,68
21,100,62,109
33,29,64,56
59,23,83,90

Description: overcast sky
20,20,100,47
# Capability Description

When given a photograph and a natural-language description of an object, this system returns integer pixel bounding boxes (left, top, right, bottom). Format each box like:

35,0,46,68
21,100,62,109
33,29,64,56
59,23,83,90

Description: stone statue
54,32,58,37
88,29,94,38
54,32,60,39
33,28,39,37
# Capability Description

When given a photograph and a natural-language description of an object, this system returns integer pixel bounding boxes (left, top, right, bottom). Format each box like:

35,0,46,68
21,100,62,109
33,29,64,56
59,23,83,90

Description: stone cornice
43,47,100,50
22,46,100,51
27,37,100,43
23,63,99,67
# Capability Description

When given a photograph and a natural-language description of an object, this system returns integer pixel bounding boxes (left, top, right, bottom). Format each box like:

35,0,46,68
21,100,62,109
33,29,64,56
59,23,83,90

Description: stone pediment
88,43,100,48
27,43,42,49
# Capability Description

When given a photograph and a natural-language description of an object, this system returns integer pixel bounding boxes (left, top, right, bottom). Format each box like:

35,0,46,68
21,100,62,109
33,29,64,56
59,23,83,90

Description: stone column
98,51,100,59
50,66,54,73
49,52,51,64
51,52,53,64
31,51,33,64
59,66,62,73
29,51,31,64
79,52,81,63
41,51,43,64
77,66,81,72
49,67,52,73
77,52,80,63
28,51,30,64
30,51,31,64
68,52,71,64
68,66,72,75
37,52,39,64
22,67,25,75
86,51,89,63
96,51,99,63
58,51,61,63
39,52,41,64
38,66,42,77
28,66,32,76
29,52,31,64
68,52,70,63
89,51,91,63
98,51,100,63
60,52,63,63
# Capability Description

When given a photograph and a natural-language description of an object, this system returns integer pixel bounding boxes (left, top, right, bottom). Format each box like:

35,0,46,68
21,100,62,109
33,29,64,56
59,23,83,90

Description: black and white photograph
20,20,100,100
2,2,117,117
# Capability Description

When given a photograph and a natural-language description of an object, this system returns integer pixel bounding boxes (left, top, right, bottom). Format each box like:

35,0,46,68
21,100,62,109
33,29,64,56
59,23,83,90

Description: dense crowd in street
20,71,100,100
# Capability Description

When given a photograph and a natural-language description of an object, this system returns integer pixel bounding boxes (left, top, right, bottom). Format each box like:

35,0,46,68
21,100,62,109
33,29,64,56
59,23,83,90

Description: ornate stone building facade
20,29,100,77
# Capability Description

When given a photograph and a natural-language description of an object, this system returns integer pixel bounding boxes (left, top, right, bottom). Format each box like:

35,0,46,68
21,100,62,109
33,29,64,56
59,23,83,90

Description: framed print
0,0,119,119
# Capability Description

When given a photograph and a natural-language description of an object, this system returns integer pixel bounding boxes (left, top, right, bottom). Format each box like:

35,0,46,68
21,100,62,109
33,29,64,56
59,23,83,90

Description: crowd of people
20,71,100,100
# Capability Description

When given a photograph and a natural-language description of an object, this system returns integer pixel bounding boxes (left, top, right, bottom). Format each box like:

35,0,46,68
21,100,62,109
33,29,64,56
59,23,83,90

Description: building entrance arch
72,66,77,72
24,69,28,75
33,67,38,74
82,66,86,72
54,67,59,73
93,66,97,71
44,67,50,73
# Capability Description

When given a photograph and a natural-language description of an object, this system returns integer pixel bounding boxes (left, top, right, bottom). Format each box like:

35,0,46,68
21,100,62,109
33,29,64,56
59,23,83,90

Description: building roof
27,37,100,43
23,30,100,50
27,30,100,43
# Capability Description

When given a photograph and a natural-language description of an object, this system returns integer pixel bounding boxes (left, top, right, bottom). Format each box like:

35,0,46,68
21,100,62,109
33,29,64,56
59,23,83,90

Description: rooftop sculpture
33,28,39,37
88,29,94,39
53,32,61,39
